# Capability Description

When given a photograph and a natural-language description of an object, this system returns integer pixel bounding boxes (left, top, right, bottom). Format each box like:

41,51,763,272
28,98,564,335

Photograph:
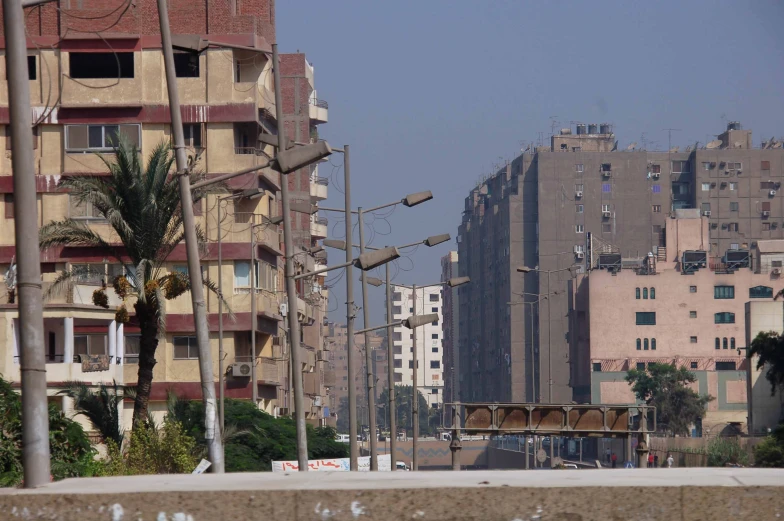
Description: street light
516,265,577,403
324,233,451,469
391,277,470,471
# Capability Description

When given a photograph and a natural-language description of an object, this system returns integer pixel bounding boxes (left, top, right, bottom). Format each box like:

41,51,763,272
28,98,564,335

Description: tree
57,380,133,446
39,138,227,426
754,423,784,467
749,331,784,396
376,385,435,436
626,362,712,436
0,376,98,486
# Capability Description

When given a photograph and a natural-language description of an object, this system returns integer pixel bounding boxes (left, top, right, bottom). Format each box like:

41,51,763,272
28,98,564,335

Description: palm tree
749,331,784,396
58,380,132,446
40,137,227,427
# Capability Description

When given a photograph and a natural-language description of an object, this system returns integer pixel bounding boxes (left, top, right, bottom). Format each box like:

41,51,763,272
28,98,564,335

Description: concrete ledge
1,468,784,520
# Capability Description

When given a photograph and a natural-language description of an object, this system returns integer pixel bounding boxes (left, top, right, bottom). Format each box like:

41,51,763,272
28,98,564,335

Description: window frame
65,123,141,153
635,312,656,325
750,286,773,299
714,285,735,299
173,336,199,360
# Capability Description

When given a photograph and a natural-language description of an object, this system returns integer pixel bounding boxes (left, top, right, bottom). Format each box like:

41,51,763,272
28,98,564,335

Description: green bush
706,437,749,467
100,420,198,476
0,375,96,487
754,424,784,468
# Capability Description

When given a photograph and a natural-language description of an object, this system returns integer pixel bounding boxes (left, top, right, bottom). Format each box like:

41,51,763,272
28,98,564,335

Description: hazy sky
277,0,784,325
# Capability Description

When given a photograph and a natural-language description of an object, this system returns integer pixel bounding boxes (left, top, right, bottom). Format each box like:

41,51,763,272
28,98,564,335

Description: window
234,261,251,287
394,372,402,383
393,292,402,301
600,163,611,172
409,308,413,312
602,204,611,212
393,345,402,355
701,202,711,213
602,183,612,193
714,312,735,324
716,361,737,371
429,294,439,302
392,306,401,315
393,359,402,369
183,124,202,149
636,312,656,325
576,204,584,213
65,124,140,152
69,52,134,79
71,263,106,285
431,320,438,325
432,347,438,353
635,288,641,299
592,363,601,372
636,362,646,370
762,161,771,171
431,334,439,339
174,52,199,77
715,338,720,350
730,243,739,251
642,288,648,299
18,55,37,80
173,336,199,359
714,285,735,299
576,164,584,173
727,223,739,232
574,245,584,254
723,338,728,350
729,182,738,191
763,223,772,231
408,361,414,369
636,338,641,350
430,361,440,369
650,287,655,299
761,181,776,190
689,361,698,369
5,125,39,152
73,334,107,357
255,261,276,291
651,164,661,174
575,224,584,233
690,336,698,343
652,185,661,194
774,261,783,268
601,223,612,233
124,335,140,364
690,286,697,293
393,332,402,341
728,162,742,171
69,195,105,220
702,162,712,171
430,388,439,395
431,307,438,312
672,160,691,173
652,205,662,213
750,286,773,298
730,202,739,212
575,183,584,191
701,182,711,191
643,339,649,350
731,338,736,350
689,311,697,318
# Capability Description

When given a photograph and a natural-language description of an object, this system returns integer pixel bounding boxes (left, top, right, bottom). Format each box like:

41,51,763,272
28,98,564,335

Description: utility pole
385,257,397,469
357,207,378,470
343,146,359,470
217,200,224,434
272,44,309,470
411,283,419,471
157,0,224,472
547,271,552,403
250,224,258,405
4,0,51,488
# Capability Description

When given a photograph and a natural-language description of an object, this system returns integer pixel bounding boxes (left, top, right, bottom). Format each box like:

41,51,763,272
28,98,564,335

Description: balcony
310,176,329,202
310,216,328,239
257,357,281,386
309,98,328,124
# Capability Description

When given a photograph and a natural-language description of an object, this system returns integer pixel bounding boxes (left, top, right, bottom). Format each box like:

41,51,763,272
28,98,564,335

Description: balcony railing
309,98,329,109
312,176,329,186
313,216,328,226
234,147,267,156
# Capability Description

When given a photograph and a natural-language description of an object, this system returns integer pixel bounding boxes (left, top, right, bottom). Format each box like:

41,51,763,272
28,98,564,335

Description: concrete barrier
2,468,784,520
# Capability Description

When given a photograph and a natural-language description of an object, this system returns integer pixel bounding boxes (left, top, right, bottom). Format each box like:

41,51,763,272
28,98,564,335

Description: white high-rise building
390,285,444,409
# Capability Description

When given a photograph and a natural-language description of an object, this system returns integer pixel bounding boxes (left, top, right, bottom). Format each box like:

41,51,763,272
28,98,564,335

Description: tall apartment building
440,251,459,404
458,121,784,405
323,322,384,428
390,285,445,409
0,0,333,431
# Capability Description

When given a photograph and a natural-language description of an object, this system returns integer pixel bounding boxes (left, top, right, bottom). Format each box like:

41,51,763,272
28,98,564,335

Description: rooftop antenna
549,116,560,137
669,146,680,153
626,142,638,151
640,132,648,151
662,128,681,153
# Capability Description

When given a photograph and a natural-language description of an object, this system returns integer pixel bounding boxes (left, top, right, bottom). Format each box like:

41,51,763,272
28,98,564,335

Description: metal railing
312,176,329,186
309,98,328,109
313,216,328,226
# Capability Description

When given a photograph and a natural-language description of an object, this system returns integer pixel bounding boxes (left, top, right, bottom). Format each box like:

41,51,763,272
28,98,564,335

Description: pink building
579,211,784,434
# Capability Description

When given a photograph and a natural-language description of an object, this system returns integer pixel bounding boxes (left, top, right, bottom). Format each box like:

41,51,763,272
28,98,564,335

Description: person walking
666,454,674,468
605,447,611,464
647,452,654,468
611,452,617,469
654,454,659,468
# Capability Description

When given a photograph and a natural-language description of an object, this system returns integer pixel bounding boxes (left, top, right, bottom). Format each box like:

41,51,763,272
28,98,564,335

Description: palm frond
39,219,124,262
43,269,76,300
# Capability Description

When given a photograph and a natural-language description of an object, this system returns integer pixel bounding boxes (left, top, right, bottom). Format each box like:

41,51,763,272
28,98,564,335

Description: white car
396,461,410,471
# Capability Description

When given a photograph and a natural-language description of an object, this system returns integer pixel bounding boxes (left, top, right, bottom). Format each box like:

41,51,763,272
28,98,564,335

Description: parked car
396,461,410,471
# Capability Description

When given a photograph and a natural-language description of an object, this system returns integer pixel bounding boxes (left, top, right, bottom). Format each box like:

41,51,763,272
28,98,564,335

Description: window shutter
4,194,13,218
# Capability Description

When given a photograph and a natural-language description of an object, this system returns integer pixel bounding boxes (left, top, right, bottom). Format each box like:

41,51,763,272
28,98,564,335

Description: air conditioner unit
575,252,585,259
703,211,711,217
737,170,742,175
770,190,777,197
602,171,611,177
575,191,583,198
710,223,718,229
651,173,660,179
316,350,327,362
763,210,771,217
313,395,322,407
602,211,611,218
573,245,582,254
231,362,252,377
773,268,781,275
277,407,290,417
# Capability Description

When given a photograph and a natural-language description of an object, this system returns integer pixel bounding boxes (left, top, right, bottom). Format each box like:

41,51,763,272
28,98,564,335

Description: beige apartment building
577,212,783,433
0,1,333,431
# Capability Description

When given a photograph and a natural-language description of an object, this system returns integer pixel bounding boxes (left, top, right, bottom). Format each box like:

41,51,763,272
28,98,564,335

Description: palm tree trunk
132,301,159,428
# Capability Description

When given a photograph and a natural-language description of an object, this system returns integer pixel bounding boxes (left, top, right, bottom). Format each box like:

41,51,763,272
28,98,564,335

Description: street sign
536,449,547,463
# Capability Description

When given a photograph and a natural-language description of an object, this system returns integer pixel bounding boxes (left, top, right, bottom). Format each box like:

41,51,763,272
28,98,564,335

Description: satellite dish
734,141,742,148
626,142,637,151
611,140,618,151
685,146,692,152
772,141,782,149
706,140,722,149
669,146,679,153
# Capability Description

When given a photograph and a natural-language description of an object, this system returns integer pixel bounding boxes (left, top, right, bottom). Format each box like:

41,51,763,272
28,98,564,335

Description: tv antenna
662,128,681,153
549,116,560,137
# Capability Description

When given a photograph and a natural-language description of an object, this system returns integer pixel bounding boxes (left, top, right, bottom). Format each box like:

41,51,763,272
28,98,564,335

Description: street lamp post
517,266,576,403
